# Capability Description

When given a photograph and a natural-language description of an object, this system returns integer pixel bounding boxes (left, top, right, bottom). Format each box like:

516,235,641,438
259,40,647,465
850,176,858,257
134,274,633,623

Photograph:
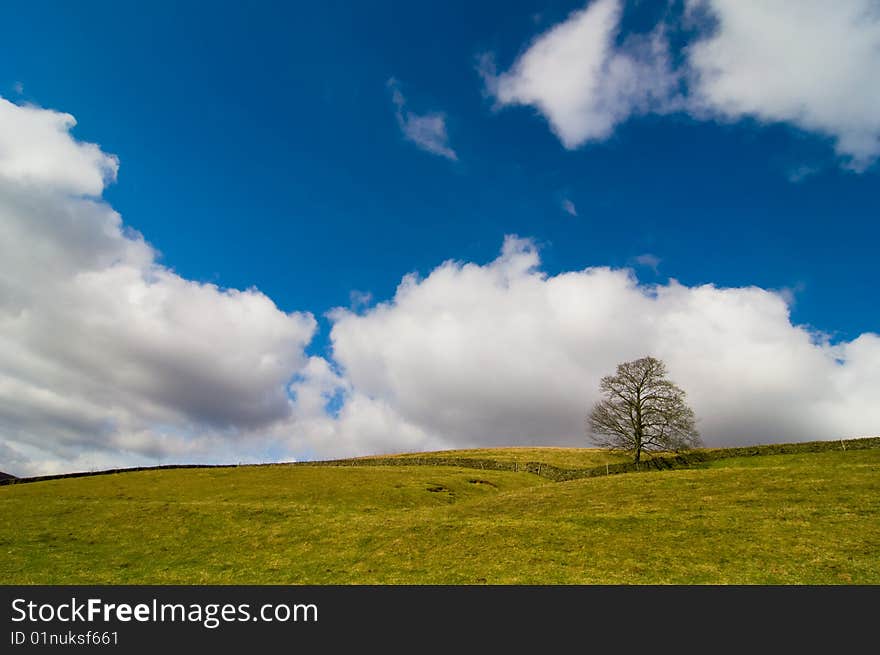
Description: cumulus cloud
561,198,578,216
321,236,880,451
286,356,448,461
0,96,316,476
480,0,679,148
2,94,878,476
0,97,119,195
685,0,880,170
388,78,458,160
483,0,880,169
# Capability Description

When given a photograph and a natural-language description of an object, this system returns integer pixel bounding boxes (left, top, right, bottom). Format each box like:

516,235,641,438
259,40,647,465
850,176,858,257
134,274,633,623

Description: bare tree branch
587,356,702,463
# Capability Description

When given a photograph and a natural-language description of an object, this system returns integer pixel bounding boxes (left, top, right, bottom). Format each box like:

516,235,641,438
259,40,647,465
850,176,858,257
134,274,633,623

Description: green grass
1,444,878,584
362,446,632,468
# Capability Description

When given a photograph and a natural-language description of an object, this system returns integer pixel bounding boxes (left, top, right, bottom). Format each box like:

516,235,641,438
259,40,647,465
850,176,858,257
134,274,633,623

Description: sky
0,0,879,476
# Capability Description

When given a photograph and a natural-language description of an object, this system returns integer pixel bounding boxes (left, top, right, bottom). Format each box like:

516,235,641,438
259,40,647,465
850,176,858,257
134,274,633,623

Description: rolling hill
1,438,878,584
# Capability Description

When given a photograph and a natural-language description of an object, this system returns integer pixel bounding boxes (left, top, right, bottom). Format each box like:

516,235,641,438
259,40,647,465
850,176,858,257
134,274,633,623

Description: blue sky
3,0,877,346
1,1,879,474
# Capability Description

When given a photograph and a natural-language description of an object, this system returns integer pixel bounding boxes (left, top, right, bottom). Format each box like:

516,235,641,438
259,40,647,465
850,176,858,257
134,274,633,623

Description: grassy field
1,444,878,584
361,446,632,468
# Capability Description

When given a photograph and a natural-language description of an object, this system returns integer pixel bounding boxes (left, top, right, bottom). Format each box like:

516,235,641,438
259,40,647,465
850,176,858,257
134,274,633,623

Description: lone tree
587,356,701,464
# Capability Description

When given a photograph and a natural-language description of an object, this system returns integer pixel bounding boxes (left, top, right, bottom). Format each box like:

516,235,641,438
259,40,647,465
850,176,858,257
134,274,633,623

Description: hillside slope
1,443,878,584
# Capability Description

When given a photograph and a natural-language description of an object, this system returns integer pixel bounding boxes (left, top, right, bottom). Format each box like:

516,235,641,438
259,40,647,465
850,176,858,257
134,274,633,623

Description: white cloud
0,97,119,195
774,282,806,309
688,0,880,169
286,356,448,461
0,96,316,476
686,0,880,170
481,0,679,148
2,93,878,476
561,198,578,216
322,236,880,451
483,0,880,169
388,79,457,160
